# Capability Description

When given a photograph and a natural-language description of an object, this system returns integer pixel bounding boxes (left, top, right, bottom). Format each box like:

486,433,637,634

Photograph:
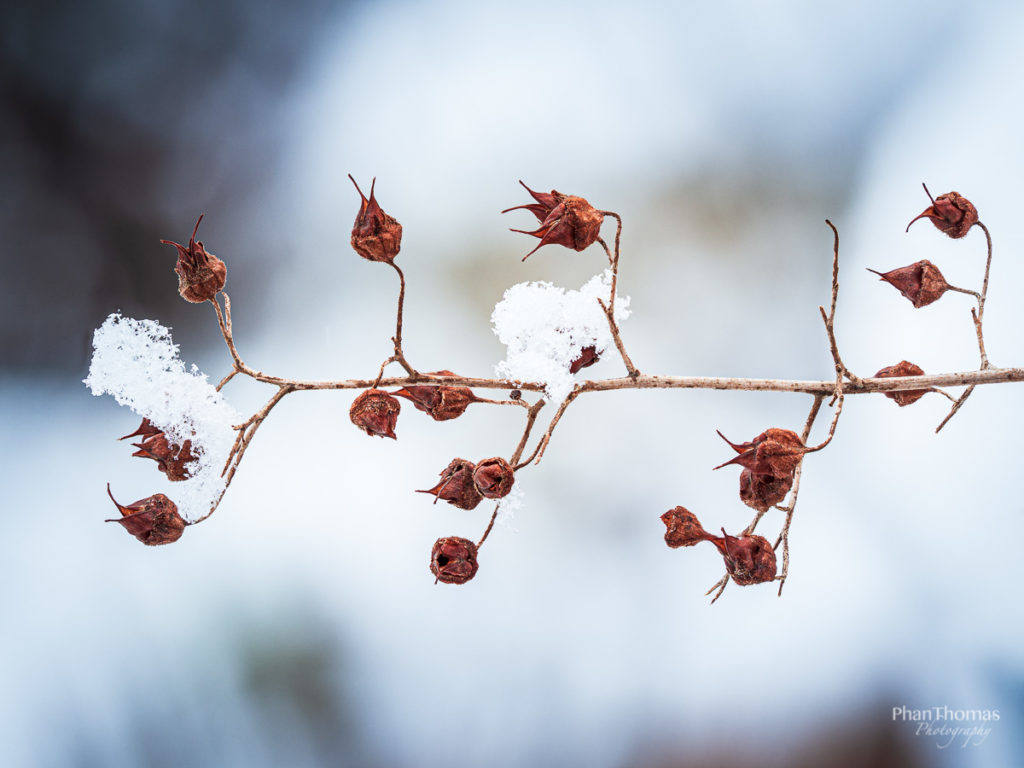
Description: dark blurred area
638,706,930,768
0,0,340,374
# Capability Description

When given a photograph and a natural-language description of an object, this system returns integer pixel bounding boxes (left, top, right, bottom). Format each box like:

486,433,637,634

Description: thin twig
935,221,994,430
474,396,531,408
806,381,843,453
191,384,295,525
929,387,958,404
977,222,993,326
773,394,826,595
389,262,417,375
946,284,982,301
820,220,862,387
530,389,583,466
479,400,546,547
706,576,728,604
216,369,238,392
597,297,639,378
601,211,624,314
935,385,975,433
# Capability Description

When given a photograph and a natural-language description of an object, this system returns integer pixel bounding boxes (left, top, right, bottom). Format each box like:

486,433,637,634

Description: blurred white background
2,1,1022,766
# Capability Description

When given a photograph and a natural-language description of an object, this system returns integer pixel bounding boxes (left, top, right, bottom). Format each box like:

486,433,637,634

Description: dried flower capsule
393,371,477,421
737,470,794,512
906,185,978,239
120,418,195,482
160,215,226,303
430,536,479,584
349,175,402,263
349,389,401,439
569,346,600,374
715,428,806,510
874,361,928,406
105,484,186,546
661,506,711,548
710,529,777,586
473,457,515,499
417,458,483,510
502,180,604,260
867,260,951,308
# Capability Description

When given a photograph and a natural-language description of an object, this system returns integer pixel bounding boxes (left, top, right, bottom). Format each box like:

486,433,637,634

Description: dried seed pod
906,186,978,239
715,428,806,511
393,371,477,422
119,418,163,441
349,175,402,263
473,457,515,499
710,529,777,586
417,458,483,510
502,180,604,260
161,215,227,303
105,484,186,546
349,389,401,439
430,536,479,584
874,361,929,407
867,260,951,308
569,346,600,374
738,469,794,511
661,506,711,548
120,418,195,482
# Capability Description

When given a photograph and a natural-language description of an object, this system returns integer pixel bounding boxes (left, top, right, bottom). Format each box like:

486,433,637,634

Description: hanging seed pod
349,389,401,439
502,180,604,260
161,215,226,303
709,529,777,586
417,459,484,510
105,484,186,546
906,186,978,239
661,506,712,548
867,260,951,308
874,361,929,407
430,536,479,584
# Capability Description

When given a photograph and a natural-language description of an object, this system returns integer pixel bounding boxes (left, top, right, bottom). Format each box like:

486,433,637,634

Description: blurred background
2,1,1022,766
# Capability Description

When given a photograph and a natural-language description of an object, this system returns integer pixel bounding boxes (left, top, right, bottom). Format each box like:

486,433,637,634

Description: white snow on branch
491,269,631,402
496,482,524,532
83,313,240,522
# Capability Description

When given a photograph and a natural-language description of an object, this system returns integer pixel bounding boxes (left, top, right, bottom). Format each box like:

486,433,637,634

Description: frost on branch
84,313,240,522
491,269,630,402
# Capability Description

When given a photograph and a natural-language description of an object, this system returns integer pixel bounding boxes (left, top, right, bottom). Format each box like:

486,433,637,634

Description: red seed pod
874,361,929,407
661,506,711,548
867,260,951,308
120,418,195,482
349,389,401,439
430,536,479,584
715,428,806,510
738,469,794,512
709,529,777,586
502,180,604,260
392,370,478,422
430,536,481,585
472,457,515,499
417,458,483,510
906,186,978,239
105,484,186,546
160,215,226,303
349,175,403,263
569,346,601,374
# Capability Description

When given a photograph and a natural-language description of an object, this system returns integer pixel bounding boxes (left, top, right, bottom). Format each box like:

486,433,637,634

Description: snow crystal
496,482,524,532
491,269,631,402
84,313,240,522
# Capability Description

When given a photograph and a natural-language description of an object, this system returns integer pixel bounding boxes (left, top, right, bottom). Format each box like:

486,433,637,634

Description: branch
935,221,994,431
479,399,546,547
